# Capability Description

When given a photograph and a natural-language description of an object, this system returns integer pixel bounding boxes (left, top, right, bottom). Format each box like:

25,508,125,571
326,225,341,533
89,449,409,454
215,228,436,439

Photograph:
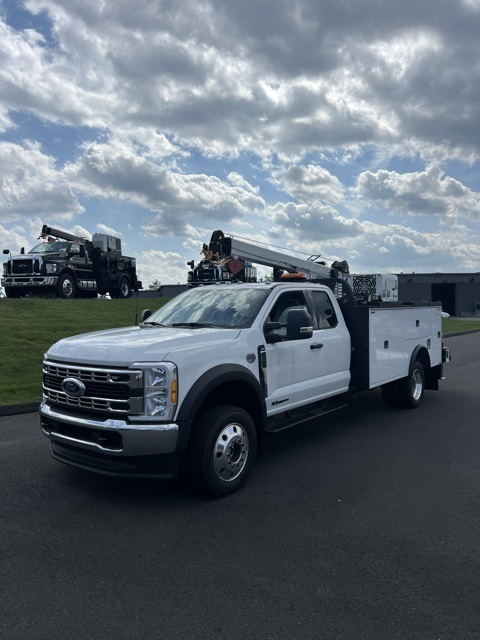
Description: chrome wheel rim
411,368,423,401
213,423,249,482
62,278,73,297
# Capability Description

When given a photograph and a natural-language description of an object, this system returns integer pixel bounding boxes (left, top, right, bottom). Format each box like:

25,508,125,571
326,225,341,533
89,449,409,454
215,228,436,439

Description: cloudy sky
2,0,480,286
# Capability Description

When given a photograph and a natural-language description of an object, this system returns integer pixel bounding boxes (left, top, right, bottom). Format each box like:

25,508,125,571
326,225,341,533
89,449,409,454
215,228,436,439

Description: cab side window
310,291,337,329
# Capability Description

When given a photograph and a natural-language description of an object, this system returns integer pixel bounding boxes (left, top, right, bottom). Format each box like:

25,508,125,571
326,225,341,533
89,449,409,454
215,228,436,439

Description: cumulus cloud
274,164,344,204
0,141,84,219
97,223,121,236
354,165,480,220
268,201,363,241
1,0,480,281
64,137,266,235
0,0,475,159
227,172,260,194
137,249,189,287
0,223,31,254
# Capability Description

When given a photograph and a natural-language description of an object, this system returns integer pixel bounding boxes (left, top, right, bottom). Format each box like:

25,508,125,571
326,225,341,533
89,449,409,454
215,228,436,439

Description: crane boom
204,230,349,280
188,230,398,302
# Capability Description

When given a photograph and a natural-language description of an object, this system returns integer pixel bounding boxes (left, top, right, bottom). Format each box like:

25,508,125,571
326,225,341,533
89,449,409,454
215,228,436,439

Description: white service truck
40,277,450,496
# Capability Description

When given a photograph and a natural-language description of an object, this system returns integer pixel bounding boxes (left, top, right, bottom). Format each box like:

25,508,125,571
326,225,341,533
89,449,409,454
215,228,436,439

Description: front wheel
57,273,76,299
4,287,22,298
189,405,257,497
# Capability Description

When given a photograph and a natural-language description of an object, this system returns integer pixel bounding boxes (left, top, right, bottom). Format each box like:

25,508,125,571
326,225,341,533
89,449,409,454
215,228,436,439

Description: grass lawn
441,317,480,335
0,298,479,406
0,297,166,406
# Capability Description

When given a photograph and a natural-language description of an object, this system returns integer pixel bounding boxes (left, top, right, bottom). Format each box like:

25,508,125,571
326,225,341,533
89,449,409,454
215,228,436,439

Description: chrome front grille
43,360,144,415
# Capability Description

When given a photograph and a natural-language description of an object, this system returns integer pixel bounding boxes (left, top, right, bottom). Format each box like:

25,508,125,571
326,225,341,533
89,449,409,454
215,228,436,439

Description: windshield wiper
141,321,168,327
170,322,216,328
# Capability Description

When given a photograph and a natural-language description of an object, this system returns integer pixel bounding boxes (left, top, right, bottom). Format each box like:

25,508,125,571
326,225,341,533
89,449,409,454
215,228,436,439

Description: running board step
264,401,349,433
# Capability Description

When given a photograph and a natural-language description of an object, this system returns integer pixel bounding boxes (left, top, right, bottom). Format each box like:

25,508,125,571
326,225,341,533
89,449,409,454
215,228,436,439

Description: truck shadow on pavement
53,387,410,505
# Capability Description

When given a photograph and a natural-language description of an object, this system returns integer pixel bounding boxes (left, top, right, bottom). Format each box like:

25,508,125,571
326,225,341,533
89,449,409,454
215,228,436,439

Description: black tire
189,405,257,497
398,360,425,409
57,273,76,299
4,287,22,298
112,277,131,299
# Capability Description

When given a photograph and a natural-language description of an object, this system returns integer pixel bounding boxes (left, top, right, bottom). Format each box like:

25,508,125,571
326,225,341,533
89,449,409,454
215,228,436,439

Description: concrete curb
0,402,40,417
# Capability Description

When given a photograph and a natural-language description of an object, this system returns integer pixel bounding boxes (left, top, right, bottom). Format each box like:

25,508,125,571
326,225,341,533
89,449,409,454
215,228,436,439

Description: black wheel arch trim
59,267,76,278
409,345,430,373
174,364,266,452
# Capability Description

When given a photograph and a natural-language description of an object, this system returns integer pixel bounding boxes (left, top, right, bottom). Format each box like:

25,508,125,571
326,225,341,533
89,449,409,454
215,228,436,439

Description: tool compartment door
368,307,442,387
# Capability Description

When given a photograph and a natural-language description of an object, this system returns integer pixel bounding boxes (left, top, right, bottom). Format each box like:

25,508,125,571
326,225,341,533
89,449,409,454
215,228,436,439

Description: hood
46,324,241,366
10,252,65,261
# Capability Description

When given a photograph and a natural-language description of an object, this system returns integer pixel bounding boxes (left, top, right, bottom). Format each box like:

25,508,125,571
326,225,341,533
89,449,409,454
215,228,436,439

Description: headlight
2,264,6,276
46,263,58,273
132,362,178,420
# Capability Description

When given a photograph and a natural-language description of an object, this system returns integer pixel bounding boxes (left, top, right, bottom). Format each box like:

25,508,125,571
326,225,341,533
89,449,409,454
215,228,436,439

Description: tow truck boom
39,225,89,244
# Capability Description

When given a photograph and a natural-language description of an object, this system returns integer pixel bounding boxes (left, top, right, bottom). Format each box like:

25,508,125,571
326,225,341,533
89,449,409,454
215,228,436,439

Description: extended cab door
262,288,350,416
308,289,351,397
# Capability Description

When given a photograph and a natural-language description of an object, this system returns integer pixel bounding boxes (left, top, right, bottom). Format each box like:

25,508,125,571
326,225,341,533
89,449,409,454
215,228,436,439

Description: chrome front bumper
1,276,58,287
40,402,179,456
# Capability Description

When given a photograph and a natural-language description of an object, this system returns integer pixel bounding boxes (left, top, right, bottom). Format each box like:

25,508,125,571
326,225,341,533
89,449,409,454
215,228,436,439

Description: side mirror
2,249,9,255
20,247,25,254
265,332,283,344
140,309,152,323
264,321,281,332
286,308,313,340
264,320,283,344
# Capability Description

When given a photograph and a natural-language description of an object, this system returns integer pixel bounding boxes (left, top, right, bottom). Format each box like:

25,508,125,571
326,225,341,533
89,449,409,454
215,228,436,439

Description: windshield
146,287,270,329
29,242,70,254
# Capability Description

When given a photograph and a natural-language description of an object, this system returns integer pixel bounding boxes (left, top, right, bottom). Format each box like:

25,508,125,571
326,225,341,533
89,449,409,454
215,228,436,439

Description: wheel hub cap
213,423,249,482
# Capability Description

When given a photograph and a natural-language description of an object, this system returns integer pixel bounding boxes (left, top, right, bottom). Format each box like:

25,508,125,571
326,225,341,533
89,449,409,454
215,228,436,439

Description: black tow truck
2,224,142,299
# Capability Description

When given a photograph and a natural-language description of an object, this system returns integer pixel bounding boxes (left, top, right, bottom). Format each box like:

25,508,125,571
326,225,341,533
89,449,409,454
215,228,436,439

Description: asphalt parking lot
1,332,479,640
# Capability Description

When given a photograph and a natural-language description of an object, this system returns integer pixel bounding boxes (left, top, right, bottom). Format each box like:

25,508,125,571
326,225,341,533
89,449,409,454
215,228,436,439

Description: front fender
175,364,266,451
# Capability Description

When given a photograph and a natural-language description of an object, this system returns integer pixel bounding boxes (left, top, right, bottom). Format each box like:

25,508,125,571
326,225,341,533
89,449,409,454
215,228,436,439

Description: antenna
134,270,141,325
134,290,140,325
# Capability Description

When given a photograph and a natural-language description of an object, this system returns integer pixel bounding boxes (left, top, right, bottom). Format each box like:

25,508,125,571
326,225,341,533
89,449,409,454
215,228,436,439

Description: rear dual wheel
111,276,131,299
381,360,425,409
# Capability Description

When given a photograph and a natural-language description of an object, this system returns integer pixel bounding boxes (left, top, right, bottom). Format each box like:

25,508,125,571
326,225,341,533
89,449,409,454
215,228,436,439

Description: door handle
310,342,324,350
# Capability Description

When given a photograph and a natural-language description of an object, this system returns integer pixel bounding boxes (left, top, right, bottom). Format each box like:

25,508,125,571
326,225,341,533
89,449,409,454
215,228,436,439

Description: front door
262,289,351,417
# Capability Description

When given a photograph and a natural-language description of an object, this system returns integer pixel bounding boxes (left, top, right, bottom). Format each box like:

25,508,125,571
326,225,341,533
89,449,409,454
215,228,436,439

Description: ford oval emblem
61,377,86,398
